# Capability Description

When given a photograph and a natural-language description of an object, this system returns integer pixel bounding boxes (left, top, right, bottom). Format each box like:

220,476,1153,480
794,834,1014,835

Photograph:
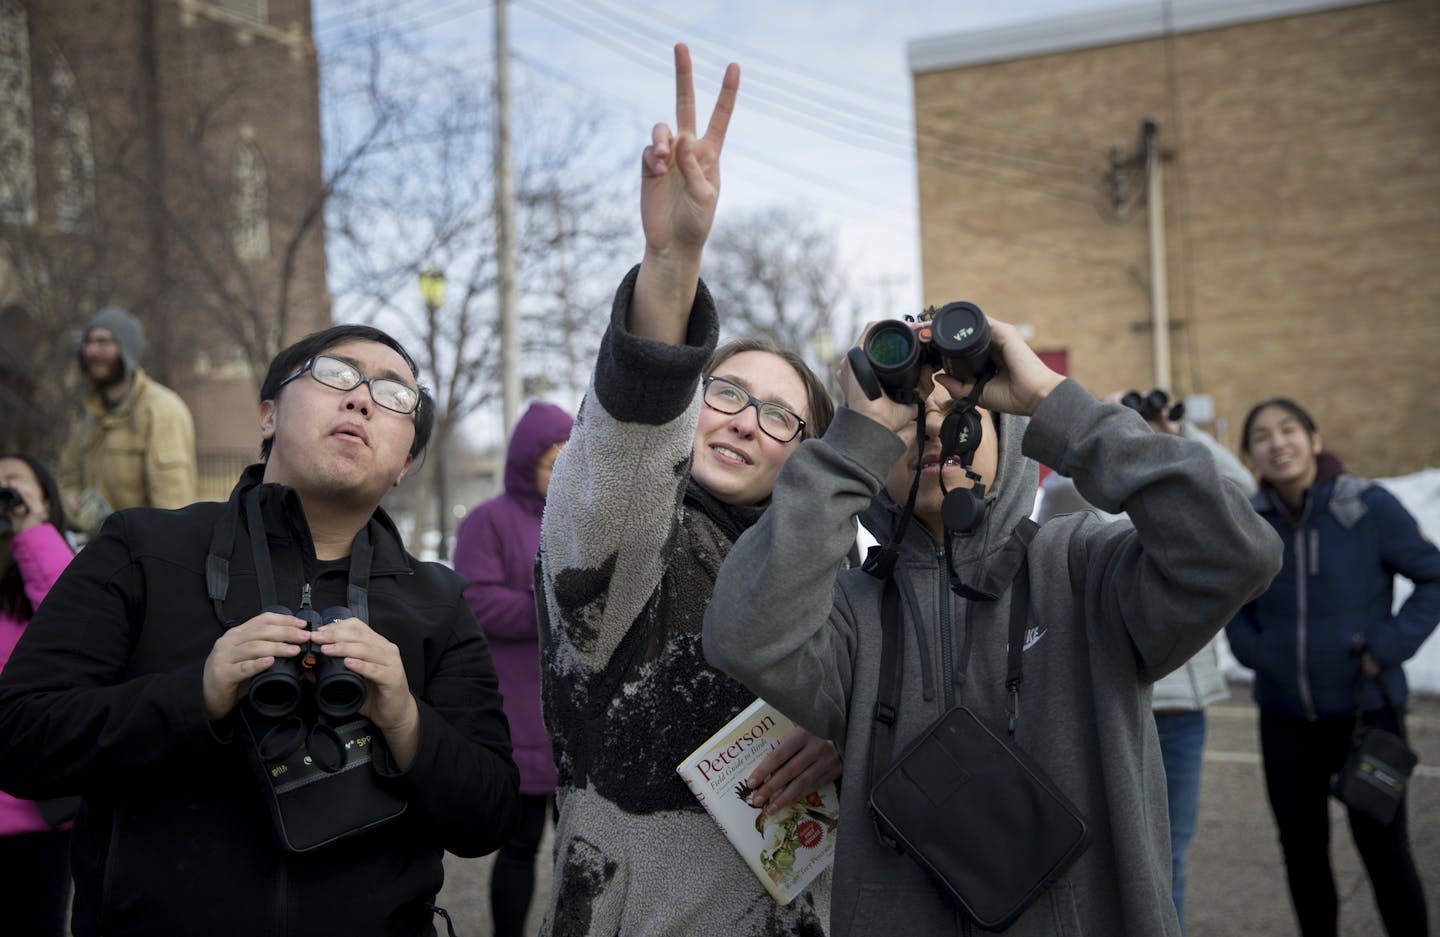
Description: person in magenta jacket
453,400,573,937
0,452,76,937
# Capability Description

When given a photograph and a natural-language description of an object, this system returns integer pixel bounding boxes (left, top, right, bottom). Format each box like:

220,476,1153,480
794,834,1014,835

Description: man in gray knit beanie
59,306,197,530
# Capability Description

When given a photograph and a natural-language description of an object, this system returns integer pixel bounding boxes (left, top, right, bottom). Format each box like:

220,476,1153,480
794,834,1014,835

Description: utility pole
1142,118,1172,394
494,0,520,439
550,189,581,406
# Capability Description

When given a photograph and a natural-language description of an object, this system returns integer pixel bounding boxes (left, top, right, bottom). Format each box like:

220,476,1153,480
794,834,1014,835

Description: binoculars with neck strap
248,605,366,718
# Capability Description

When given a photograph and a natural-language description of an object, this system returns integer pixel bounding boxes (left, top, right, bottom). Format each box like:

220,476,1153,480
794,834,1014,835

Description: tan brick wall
914,0,1440,476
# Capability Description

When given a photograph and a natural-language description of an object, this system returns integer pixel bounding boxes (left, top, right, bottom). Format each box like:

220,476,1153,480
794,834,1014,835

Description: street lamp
418,267,446,314
416,266,449,560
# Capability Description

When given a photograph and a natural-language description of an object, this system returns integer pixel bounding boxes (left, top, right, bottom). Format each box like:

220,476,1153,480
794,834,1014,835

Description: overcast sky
307,0,1169,463
312,0,1129,322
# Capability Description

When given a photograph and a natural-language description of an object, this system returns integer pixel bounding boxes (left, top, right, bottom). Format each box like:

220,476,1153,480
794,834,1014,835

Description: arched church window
219,0,267,26
50,48,94,231
233,139,269,260
0,0,37,225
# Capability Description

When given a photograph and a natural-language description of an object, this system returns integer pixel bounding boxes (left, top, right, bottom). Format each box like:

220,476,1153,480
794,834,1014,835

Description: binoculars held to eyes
249,605,366,718
849,302,996,403
0,486,22,536
1121,388,1185,424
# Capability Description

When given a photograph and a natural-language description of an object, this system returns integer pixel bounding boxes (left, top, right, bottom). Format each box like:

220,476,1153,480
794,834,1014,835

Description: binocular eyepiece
849,301,995,403
248,605,366,719
1121,388,1185,424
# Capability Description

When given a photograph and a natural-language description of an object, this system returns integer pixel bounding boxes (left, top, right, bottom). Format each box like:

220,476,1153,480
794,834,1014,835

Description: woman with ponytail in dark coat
1227,397,1439,937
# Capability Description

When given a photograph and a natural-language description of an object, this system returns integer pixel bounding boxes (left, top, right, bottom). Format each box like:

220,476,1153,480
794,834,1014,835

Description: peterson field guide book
675,698,840,904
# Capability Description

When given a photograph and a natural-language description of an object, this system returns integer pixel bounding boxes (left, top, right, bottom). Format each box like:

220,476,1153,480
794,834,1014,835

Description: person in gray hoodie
704,318,1283,936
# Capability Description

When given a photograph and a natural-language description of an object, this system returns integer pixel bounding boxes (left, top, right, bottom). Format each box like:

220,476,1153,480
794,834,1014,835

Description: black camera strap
245,484,281,609
206,474,373,627
863,372,992,586
868,520,1036,782
862,403,928,581
206,476,248,625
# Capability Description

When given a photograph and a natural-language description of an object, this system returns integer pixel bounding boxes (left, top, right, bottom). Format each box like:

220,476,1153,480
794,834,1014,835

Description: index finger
673,43,696,136
748,731,805,788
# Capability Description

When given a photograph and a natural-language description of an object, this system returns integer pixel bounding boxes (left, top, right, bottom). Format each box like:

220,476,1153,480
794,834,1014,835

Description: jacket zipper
1292,502,1317,720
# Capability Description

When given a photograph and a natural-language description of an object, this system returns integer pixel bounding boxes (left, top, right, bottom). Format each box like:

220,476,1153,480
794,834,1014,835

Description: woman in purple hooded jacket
454,401,574,937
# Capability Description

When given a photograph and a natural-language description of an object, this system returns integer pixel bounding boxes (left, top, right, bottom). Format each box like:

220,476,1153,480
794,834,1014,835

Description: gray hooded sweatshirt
704,381,1282,936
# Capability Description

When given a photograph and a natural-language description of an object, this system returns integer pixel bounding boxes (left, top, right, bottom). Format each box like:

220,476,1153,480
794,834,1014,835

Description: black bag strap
430,905,460,937
868,575,906,785
1353,671,1407,742
869,521,1038,781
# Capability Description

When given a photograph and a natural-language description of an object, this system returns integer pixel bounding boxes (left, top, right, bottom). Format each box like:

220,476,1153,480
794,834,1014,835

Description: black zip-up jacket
0,466,520,936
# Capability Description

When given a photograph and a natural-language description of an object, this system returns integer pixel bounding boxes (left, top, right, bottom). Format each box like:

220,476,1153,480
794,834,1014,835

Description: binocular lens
245,604,367,718
315,669,365,718
315,606,366,718
929,302,993,383
250,668,303,717
865,326,918,368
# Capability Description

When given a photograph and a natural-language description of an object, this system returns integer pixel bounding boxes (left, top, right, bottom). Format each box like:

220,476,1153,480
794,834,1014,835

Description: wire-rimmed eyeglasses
279,355,422,416
702,376,806,443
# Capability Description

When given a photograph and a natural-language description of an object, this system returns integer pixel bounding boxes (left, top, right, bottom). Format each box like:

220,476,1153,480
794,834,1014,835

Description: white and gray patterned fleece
535,267,829,937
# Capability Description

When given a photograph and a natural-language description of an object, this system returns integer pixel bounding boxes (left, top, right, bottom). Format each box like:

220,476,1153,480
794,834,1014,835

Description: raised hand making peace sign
632,43,740,345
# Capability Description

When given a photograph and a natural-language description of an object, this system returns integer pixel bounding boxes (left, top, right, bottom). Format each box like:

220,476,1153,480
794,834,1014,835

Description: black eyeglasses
702,376,806,443
280,355,422,416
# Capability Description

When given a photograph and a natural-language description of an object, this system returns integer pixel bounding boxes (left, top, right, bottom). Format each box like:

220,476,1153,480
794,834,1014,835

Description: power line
573,0,1098,169
503,23,1127,272
525,0,1096,186
320,1,1129,275
516,0,1101,204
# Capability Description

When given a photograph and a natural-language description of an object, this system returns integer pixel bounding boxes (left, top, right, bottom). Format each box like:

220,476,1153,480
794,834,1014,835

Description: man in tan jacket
59,306,197,531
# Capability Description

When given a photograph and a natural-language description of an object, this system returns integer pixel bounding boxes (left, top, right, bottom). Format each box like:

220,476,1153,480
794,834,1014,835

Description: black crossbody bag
867,536,1092,932
1331,673,1419,825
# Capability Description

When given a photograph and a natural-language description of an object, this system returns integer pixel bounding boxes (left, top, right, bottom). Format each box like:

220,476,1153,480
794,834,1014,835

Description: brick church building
1,0,330,497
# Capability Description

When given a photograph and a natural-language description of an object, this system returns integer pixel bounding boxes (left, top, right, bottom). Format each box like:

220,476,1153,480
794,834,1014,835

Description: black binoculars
0,486,22,536
249,605,366,718
850,301,995,402
1121,388,1185,424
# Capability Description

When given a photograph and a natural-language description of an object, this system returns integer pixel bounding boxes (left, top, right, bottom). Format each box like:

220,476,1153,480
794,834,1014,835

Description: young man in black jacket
0,325,520,936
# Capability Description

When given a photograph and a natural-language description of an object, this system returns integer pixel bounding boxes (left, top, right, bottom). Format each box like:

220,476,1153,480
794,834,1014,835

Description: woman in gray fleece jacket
704,321,1283,936
534,44,837,937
